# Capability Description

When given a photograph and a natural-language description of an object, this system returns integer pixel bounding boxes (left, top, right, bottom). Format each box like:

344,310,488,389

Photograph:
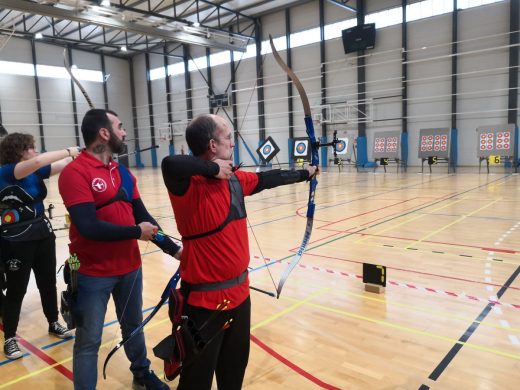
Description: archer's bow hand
304,164,319,180
173,247,182,261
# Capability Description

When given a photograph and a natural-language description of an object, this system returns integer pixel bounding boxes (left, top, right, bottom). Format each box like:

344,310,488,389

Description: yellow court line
251,287,331,331
355,196,468,244
282,296,520,361
0,316,171,388
4,286,330,389
403,198,501,249
341,290,520,333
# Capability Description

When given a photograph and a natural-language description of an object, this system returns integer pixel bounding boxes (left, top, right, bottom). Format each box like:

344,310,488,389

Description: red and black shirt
59,152,141,276
161,155,309,310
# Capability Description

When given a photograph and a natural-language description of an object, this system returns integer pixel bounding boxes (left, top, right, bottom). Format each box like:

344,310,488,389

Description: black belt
182,270,248,292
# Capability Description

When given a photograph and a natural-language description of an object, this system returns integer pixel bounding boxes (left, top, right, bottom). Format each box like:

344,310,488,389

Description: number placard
489,155,501,165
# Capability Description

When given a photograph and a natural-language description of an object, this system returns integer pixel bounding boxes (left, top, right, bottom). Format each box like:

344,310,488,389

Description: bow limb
63,49,95,109
269,35,319,298
102,268,181,379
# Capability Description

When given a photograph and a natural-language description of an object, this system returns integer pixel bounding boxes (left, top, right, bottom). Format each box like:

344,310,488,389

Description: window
145,0,506,80
0,60,104,82
0,60,34,77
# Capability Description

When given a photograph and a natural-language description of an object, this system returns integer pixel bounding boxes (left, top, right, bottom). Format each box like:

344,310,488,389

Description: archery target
1,209,20,224
294,140,309,157
420,135,433,152
418,128,450,158
476,124,515,157
374,137,385,153
335,138,348,155
256,136,280,163
387,136,398,153
373,131,401,158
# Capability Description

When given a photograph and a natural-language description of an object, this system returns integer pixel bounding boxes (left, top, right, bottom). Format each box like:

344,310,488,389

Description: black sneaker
132,370,169,390
4,337,23,360
48,321,73,339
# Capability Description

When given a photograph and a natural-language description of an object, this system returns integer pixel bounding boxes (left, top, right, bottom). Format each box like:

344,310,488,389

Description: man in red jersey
161,114,317,390
59,109,181,390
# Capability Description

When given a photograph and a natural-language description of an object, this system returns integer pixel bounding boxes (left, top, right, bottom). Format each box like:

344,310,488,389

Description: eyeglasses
215,133,233,142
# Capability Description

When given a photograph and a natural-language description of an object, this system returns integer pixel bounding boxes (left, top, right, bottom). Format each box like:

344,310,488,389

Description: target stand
476,124,517,174
418,128,453,173
372,131,403,173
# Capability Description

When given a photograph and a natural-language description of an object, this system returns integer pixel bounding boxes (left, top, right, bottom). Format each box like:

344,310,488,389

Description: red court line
0,324,73,381
316,197,420,228
298,252,520,291
250,334,341,390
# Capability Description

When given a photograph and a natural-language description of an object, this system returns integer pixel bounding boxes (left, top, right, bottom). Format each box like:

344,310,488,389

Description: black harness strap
95,165,134,211
182,175,246,241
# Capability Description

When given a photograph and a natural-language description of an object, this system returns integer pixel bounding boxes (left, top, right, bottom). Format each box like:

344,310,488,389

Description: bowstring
105,239,149,353
232,51,279,295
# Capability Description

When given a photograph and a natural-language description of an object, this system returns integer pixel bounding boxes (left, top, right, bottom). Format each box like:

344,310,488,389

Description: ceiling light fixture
35,32,43,39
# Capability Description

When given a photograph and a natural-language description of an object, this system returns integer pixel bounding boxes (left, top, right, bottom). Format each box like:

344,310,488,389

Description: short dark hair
185,114,218,156
0,133,35,165
81,109,118,147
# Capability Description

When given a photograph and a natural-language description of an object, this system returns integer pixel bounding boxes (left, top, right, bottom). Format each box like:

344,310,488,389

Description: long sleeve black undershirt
161,155,309,197
68,199,180,256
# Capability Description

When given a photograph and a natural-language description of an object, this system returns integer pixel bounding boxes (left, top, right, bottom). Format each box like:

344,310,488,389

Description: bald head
186,114,233,158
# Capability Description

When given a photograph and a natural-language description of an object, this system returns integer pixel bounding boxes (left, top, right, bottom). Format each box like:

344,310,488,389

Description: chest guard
182,175,247,241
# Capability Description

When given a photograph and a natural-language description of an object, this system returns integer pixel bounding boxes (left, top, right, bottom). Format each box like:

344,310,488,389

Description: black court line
419,265,520,389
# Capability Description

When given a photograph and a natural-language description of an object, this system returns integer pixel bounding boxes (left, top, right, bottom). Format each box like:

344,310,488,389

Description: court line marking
281,295,520,361
251,256,520,310
403,198,501,249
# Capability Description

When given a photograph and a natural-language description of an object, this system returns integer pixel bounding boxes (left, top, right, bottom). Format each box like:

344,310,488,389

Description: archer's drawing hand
214,159,234,180
138,222,158,241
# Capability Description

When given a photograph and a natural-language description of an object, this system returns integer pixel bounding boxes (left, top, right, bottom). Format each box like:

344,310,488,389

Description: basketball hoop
312,113,323,128
0,23,15,52
158,123,173,142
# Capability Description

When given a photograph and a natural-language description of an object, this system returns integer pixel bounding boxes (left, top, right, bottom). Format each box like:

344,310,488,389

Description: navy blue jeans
73,268,150,390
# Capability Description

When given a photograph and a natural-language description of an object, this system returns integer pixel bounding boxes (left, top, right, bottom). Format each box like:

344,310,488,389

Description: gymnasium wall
0,0,517,167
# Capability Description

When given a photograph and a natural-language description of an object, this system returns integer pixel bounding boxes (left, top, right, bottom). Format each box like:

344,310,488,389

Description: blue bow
269,35,319,298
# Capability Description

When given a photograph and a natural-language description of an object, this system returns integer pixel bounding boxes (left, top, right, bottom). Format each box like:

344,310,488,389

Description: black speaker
341,23,376,54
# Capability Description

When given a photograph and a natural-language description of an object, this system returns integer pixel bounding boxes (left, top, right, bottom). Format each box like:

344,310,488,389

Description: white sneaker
4,337,23,360
48,321,73,339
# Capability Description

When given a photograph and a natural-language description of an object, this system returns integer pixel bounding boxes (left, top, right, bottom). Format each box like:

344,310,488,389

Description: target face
333,137,349,155
295,141,308,156
1,209,20,224
256,136,280,163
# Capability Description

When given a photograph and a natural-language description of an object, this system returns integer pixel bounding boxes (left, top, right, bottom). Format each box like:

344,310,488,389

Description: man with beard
59,109,180,390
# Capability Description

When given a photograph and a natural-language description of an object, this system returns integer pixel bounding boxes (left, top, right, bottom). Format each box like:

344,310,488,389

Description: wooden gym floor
1,167,519,389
